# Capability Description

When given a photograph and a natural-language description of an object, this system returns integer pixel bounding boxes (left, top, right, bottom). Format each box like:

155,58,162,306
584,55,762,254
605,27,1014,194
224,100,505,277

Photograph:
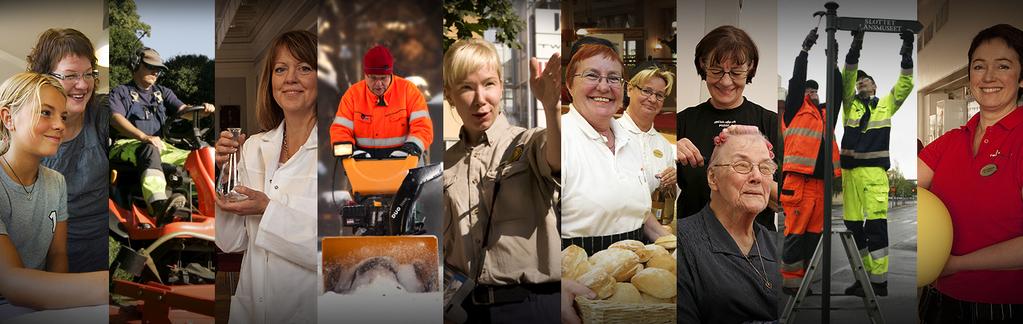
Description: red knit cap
363,45,394,75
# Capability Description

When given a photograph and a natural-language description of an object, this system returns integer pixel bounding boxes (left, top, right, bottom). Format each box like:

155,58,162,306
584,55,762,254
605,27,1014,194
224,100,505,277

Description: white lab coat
216,123,317,324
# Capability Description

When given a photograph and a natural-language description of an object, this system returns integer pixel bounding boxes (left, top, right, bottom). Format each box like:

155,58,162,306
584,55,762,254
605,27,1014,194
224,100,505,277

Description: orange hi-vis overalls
780,94,840,289
330,75,433,153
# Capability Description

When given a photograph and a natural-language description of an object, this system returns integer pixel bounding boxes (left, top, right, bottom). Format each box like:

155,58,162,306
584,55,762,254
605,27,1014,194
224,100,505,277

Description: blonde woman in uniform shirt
442,39,562,323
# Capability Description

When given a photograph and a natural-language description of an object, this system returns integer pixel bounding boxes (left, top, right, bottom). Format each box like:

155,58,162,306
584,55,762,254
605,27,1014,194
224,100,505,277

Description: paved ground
775,201,918,324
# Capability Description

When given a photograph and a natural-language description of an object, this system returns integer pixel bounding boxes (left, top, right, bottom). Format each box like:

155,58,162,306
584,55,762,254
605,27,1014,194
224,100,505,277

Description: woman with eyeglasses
561,41,658,254
676,25,780,229
677,125,781,323
560,39,670,324
28,28,110,272
619,62,678,211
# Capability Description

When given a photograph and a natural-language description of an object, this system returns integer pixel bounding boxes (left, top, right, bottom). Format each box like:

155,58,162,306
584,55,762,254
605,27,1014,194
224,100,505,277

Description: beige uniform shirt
443,115,560,285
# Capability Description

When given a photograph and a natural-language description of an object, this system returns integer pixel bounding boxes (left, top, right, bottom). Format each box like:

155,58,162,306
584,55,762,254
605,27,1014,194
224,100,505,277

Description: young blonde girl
0,72,105,311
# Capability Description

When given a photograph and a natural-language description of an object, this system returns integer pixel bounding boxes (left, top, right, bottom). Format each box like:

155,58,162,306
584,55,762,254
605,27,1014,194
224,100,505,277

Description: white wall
677,0,779,112
0,1,107,93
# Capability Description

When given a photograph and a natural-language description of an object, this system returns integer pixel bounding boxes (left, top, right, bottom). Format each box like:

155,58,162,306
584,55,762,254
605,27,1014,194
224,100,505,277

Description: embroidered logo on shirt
653,149,663,158
48,210,56,233
509,146,524,163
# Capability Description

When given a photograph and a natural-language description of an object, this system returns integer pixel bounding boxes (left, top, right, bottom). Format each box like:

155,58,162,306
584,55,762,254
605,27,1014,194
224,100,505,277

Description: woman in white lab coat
213,30,318,324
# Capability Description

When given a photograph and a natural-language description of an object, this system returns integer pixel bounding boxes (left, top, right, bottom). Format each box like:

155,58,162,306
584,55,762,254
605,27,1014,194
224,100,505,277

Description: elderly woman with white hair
677,125,782,323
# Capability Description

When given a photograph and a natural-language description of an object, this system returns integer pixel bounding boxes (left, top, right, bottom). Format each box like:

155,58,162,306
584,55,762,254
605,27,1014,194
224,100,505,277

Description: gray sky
778,0,918,179
137,0,215,59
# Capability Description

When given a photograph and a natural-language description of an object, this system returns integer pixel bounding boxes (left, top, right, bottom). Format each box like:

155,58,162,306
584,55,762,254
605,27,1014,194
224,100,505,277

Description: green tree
888,166,916,198
161,54,214,105
443,0,524,50
108,0,150,86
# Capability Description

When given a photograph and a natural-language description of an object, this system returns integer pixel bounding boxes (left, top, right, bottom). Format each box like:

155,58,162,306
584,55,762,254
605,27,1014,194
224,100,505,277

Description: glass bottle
217,128,248,201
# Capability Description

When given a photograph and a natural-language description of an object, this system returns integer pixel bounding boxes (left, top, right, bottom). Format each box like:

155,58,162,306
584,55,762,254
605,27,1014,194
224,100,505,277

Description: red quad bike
108,105,216,323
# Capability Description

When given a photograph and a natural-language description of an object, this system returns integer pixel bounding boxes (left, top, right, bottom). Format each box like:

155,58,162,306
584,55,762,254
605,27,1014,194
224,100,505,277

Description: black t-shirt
676,98,781,228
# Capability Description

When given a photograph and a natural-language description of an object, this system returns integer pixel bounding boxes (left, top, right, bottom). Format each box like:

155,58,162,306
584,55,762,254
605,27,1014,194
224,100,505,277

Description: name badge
980,163,997,177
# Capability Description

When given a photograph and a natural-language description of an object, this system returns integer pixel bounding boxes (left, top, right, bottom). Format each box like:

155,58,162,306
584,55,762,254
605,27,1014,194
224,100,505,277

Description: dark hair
857,70,873,83
26,28,97,75
967,24,1023,100
694,25,759,83
569,36,617,60
806,79,819,90
256,30,317,131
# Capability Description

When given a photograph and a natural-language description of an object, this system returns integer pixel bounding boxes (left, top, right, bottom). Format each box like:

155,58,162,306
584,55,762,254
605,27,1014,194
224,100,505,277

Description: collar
856,95,879,108
567,104,631,148
698,204,775,261
363,75,400,106
458,113,512,147
966,105,1023,133
703,96,751,112
131,81,156,93
259,121,318,170
618,112,659,136
800,94,824,115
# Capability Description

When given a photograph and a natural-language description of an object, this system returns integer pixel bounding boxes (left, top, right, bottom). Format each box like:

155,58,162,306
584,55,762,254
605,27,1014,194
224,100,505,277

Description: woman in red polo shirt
919,24,1023,323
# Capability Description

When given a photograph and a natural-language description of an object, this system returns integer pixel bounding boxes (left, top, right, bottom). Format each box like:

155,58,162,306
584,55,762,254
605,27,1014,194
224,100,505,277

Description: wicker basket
575,296,676,324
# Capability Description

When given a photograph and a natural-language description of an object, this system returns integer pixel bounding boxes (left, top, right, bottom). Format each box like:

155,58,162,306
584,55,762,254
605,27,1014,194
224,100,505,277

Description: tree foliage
161,54,214,105
108,0,150,86
443,0,524,51
888,166,916,198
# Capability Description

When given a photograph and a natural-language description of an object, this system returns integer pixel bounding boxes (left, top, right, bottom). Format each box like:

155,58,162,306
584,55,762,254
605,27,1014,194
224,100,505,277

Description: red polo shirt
920,106,1023,304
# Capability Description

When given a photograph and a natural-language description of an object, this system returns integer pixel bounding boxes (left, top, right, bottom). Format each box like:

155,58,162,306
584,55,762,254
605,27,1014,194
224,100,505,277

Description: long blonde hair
0,72,65,155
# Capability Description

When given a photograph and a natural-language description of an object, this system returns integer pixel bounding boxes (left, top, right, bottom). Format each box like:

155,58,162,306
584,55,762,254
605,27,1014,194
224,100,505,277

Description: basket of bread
563,234,677,324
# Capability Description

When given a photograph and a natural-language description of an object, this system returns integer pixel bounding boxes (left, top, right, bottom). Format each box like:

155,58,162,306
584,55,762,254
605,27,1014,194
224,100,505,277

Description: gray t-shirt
0,166,68,270
41,94,109,240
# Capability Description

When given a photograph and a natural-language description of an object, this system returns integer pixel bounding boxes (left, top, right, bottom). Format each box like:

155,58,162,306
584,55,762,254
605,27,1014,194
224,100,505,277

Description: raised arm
885,31,916,115
841,30,864,116
531,53,562,172
784,28,819,125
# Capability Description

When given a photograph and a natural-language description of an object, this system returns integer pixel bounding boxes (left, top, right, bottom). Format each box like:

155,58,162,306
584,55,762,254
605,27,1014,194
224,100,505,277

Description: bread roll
615,263,642,282
636,244,670,262
606,282,643,303
632,268,676,299
654,234,677,250
646,254,676,273
589,248,640,282
576,266,615,299
561,245,590,280
608,239,644,252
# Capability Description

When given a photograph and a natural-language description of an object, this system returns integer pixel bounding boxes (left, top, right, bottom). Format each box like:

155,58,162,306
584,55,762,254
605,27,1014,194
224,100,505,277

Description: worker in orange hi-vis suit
779,28,842,296
330,45,433,158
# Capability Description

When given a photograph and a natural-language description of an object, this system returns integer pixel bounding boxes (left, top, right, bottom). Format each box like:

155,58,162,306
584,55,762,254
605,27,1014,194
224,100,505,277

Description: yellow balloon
917,187,953,287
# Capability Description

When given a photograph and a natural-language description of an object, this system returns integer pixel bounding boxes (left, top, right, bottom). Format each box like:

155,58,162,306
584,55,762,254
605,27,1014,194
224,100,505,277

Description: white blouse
618,112,677,192
216,123,318,324
561,105,651,238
